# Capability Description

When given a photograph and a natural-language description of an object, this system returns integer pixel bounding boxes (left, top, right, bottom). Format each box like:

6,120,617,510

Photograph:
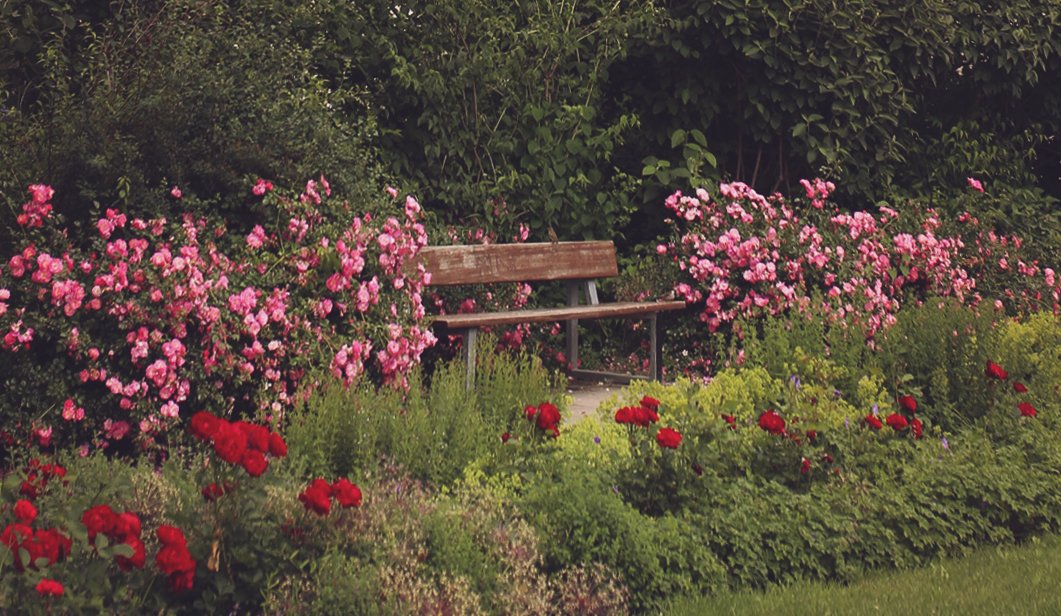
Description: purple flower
871,403,879,416
941,436,950,451
593,436,601,444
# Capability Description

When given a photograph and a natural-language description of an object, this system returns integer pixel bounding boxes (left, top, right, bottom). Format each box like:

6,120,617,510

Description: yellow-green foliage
554,414,632,468
616,367,779,432
994,312,1061,412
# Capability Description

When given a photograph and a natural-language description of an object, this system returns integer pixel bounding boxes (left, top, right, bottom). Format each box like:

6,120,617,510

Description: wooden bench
416,241,686,389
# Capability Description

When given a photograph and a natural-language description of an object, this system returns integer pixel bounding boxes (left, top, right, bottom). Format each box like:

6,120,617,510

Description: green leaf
671,129,687,148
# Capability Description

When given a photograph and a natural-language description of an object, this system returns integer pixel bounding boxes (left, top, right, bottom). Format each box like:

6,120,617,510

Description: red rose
640,396,660,411
1013,382,1028,393
212,421,248,465
82,504,117,542
13,499,37,524
237,421,271,453
656,427,682,449
188,411,218,441
27,528,70,567
898,395,917,414
332,478,363,508
241,450,269,477
822,453,834,464
156,537,196,592
112,512,142,541
636,406,659,427
985,360,1008,380
1019,402,1038,418
535,402,561,432
615,406,634,424
806,430,817,442
800,457,811,475
35,578,64,597
524,405,537,420
156,525,187,548
864,414,883,430
116,536,146,571
758,410,786,435
268,433,288,458
299,479,332,515
501,432,511,443
721,414,736,428
885,413,909,431
1,523,32,553
911,418,923,439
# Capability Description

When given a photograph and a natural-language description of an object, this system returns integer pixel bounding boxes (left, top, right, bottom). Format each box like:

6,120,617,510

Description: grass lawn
668,535,1061,615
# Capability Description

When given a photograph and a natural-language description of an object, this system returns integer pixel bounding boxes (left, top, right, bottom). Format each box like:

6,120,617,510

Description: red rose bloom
501,432,511,443
82,504,117,542
535,402,561,433
911,418,923,439
898,395,917,414
636,405,660,426
721,414,736,428
640,396,660,411
299,479,332,515
241,450,269,477
615,406,634,424
116,536,146,571
864,414,883,430
188,411,218,441
212,421,248,465
524,405,537,420
156,525,187,548
1013,382,1028,393
113,512,141,541
656,427,682,449
13,499,37,524
985,360,1008,380
28,528,71,567
332,478,363,508
238,421,271,453
800,457,811,475
35,578,64,597
268,433,288,458
758,410,786,435
1,523,32,553
885,413,909,431
1019,402,1038,418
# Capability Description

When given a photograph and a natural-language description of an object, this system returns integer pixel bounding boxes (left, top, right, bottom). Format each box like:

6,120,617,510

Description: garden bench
417,241,686,389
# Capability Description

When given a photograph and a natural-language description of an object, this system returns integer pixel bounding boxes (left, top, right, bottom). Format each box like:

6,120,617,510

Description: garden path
565,377,620,423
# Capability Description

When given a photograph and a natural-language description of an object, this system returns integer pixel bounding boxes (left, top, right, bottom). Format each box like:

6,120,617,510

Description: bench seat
431,300,686,330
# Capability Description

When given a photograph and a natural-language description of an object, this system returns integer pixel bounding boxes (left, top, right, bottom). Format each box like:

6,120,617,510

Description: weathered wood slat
431,300,686,329
418,241,618,286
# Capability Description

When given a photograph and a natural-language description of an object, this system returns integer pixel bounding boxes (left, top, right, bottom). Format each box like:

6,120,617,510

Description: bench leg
649,313,659,381
566,282,580,372
462,328,478,391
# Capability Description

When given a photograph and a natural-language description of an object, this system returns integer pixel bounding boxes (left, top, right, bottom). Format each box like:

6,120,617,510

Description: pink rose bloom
966,177,984,193
170,186,182,199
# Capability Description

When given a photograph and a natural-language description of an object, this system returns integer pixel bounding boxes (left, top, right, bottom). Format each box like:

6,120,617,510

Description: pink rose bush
0,179,435,452
660,179,1060,373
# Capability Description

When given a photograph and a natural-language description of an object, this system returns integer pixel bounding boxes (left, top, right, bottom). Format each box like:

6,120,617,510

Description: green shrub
285,345,564,486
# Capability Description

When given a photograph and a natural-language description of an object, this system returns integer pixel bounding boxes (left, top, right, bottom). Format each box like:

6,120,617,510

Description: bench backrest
417,241,618,286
